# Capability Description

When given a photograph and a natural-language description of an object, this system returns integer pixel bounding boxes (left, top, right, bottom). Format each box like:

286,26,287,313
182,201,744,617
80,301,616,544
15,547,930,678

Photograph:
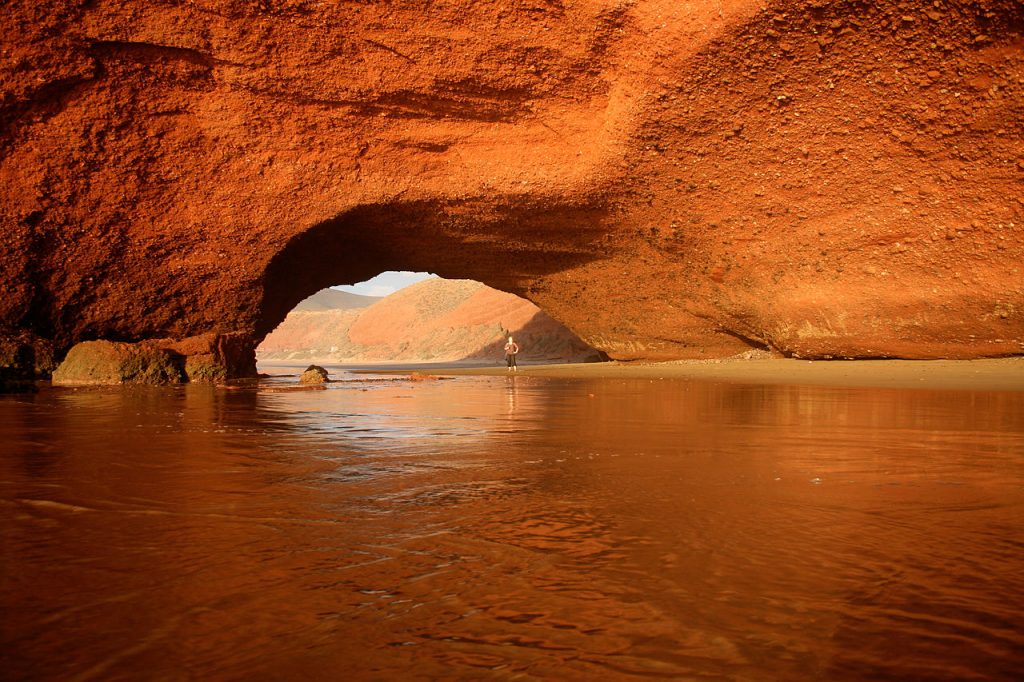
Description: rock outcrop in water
50,333,255,385
1,0,1022,371
298,364,329,384
51,340,184,386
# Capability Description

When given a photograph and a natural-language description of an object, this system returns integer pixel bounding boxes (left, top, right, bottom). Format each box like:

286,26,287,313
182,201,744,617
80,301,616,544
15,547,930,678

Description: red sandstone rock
1,1,1022,362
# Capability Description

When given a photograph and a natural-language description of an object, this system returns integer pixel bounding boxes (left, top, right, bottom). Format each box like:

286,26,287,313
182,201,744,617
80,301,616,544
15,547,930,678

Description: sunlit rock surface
1,0,1022,364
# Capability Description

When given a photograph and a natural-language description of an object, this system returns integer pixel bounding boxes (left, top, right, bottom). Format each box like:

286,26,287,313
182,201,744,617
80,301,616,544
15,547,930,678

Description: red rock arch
2,0,1023,386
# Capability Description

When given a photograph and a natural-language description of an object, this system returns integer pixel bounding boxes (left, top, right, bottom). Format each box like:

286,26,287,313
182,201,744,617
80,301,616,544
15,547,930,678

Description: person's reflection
506,375,518,415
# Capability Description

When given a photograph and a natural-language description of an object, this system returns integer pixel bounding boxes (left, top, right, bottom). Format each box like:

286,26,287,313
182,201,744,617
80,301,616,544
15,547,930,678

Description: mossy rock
120,348,184,384
52,341,185,386
184,355,228,383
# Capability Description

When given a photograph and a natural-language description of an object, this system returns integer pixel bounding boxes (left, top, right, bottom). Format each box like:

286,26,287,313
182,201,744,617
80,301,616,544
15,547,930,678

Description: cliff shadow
464,310,607,364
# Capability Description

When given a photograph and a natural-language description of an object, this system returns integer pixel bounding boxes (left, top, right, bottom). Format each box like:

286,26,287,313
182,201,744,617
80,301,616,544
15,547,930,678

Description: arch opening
257,271,605,367
256,200,609,366
258,200,608,337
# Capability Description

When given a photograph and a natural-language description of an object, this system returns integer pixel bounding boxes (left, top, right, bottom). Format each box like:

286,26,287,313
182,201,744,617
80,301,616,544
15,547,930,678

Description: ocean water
2,368,1023,680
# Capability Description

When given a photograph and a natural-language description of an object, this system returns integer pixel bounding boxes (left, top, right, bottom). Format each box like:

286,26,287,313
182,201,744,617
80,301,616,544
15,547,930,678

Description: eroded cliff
1,0,1022,380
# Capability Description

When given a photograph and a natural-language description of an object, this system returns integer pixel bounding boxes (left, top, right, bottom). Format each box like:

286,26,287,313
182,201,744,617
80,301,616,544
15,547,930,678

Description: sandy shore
355,357,1024,392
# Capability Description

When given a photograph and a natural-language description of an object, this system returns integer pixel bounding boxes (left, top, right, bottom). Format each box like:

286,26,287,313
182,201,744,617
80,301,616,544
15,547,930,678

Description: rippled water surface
2,369,1023,680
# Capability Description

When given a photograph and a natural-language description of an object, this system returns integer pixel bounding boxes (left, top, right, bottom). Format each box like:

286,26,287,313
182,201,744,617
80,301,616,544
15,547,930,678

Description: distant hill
293,288,380,311
257,278,601,364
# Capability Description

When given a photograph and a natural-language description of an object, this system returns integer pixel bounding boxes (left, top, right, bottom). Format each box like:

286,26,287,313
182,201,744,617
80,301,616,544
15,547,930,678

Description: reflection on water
2,372,1023,680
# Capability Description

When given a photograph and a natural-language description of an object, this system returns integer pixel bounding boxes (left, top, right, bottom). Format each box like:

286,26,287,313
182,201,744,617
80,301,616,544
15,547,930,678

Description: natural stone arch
2,0,1023,389
257,199,608,342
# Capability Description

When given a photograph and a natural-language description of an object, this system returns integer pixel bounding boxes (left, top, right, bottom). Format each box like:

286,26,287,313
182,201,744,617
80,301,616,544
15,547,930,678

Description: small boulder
299,365,329,384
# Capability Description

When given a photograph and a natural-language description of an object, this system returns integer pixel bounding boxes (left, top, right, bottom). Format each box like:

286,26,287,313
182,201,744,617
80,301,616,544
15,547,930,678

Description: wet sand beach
358,356,1024,392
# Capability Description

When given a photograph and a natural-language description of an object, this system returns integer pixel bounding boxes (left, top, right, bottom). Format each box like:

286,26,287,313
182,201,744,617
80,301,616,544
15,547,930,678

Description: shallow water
2,369,1023,680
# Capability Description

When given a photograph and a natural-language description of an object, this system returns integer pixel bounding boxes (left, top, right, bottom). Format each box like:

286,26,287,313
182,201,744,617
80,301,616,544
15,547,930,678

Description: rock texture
1,0,1022,364
258,278,602,364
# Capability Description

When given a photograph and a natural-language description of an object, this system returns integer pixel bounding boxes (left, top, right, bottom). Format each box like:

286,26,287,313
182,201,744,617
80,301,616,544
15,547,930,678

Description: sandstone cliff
257,278,601,364
1,0,1021,379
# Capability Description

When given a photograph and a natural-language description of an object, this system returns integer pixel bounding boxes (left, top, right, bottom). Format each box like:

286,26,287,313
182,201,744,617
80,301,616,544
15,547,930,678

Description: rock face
1,0,1022,363
258,278,603,364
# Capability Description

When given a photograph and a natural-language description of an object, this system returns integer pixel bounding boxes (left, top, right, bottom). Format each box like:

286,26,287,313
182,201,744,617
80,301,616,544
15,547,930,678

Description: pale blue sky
332,271,435,298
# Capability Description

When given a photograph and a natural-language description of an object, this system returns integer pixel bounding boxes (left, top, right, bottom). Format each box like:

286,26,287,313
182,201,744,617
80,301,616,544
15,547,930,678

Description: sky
331,271,435,298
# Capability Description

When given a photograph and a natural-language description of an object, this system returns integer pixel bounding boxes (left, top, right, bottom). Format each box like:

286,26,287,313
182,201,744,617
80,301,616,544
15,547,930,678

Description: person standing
504,336,520,372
